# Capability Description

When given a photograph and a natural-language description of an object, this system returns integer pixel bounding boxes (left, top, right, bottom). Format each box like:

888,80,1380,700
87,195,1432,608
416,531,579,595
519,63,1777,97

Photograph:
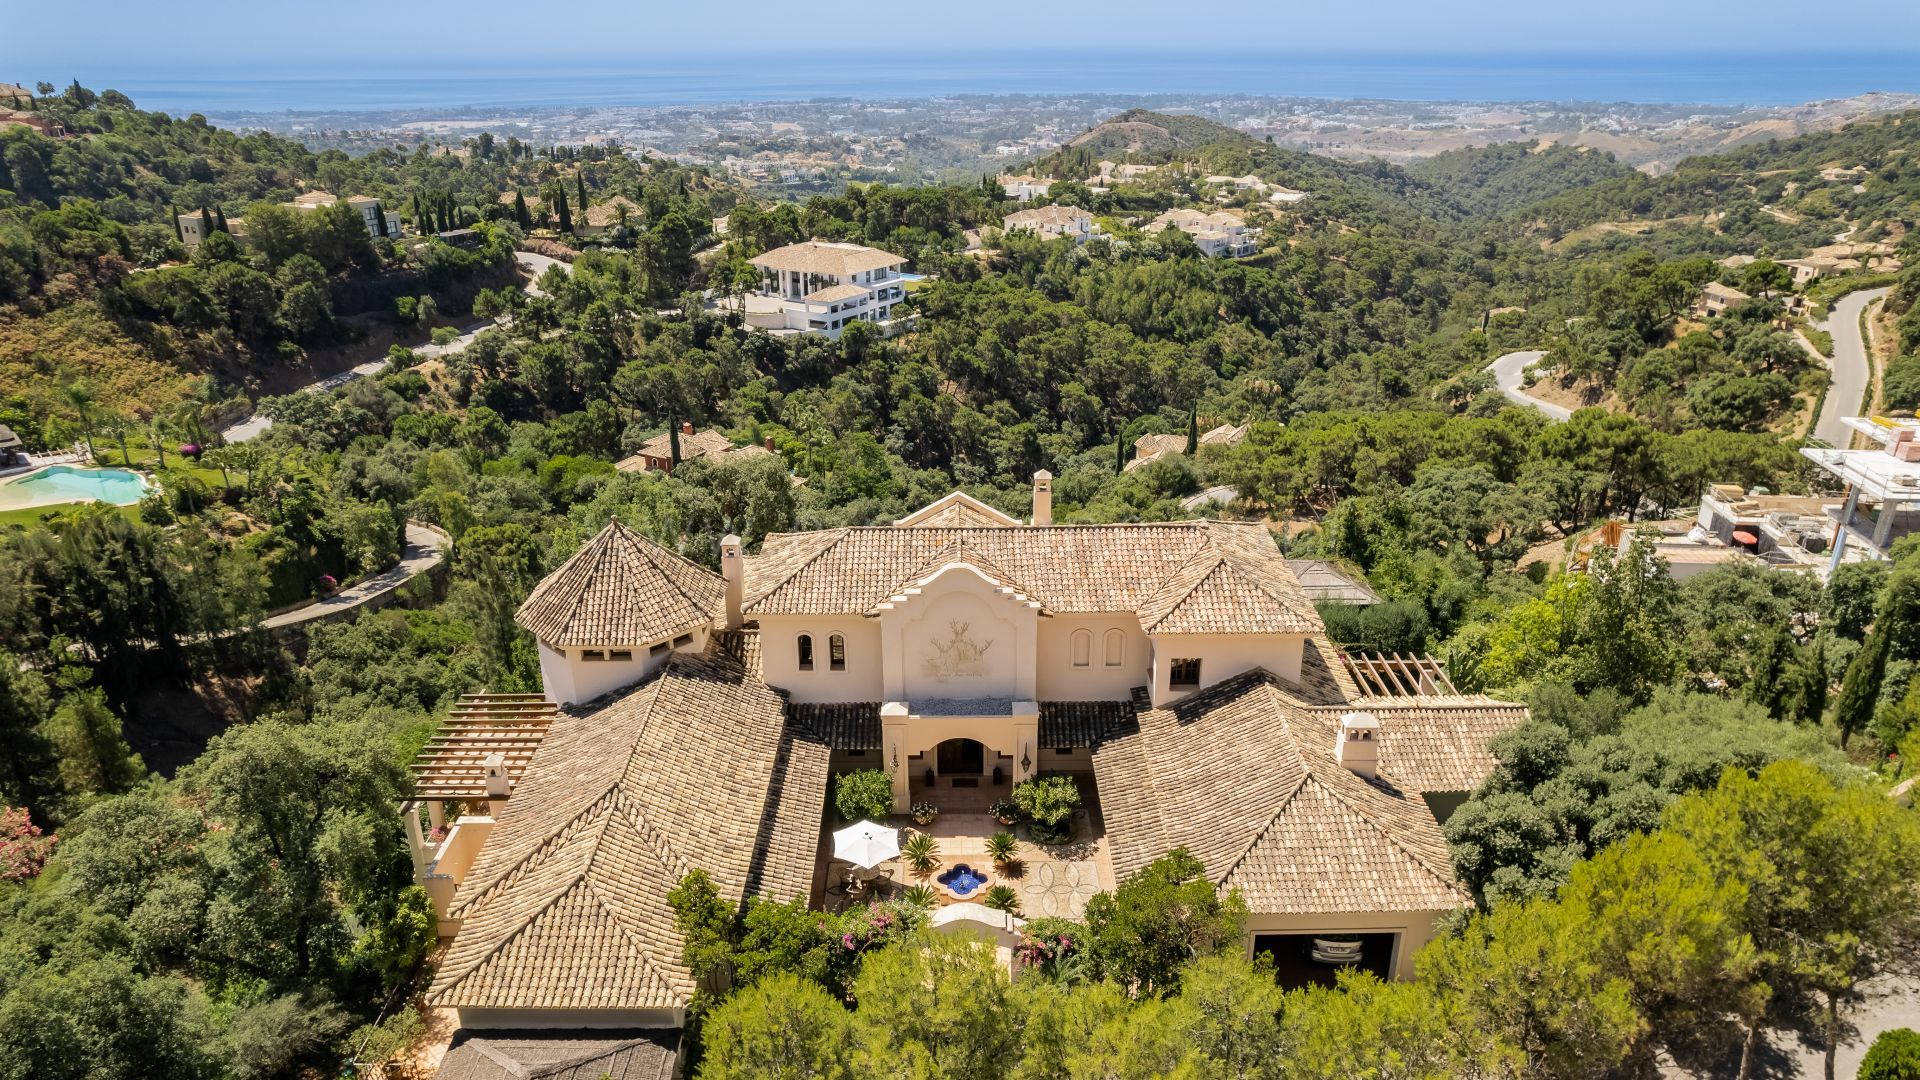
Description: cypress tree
669,422,682,467
199,207,213,238
1184,406,1199,455
213,207,228,233
556,187,573,235
1115,431,1128,474
1835,626,1890,748
577,171,588,212
374,201,389,238
513,191,531,230
170,206,182,241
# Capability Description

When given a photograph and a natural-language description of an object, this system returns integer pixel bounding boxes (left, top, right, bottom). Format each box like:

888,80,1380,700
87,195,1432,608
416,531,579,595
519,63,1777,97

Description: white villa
1001,205,1096,244
1144,208,1260,257
732,240,910,339
288,190,403,238
406,479,1526,1070
1802,416,1920,572
999,174,1053,201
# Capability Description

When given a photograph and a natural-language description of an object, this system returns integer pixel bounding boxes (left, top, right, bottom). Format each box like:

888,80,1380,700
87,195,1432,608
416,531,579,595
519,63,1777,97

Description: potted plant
834,769,895,823
911,801,939,826
986,831,1020,870
902,832,940,877
989,798,1020,826
1011,774,1081,845
983,884,1022,914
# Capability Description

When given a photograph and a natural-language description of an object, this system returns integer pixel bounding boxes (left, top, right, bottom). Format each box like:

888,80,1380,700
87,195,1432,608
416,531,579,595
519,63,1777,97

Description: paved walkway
260,522,448,630
1486,349,1573,421
1810,286,1891,447
223,252,567,443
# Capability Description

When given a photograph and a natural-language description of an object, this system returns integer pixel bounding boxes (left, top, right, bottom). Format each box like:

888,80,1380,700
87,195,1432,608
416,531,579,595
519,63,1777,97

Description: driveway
1486,349,1573,421
261,521,448,630
1810,286,1892,448
222,251,566,442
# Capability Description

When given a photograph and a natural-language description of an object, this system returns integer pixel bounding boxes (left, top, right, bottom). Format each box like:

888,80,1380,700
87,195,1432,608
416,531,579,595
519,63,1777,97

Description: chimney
764,435,776,451
1336,712,1380,778
483,751,511,798
681,421,695,436
1031,470,1053,527
720,534,745,628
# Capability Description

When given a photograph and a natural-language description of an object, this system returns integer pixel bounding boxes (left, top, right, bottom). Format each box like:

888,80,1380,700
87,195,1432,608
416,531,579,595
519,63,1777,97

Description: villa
406,478,1527,1067
1801,416,1920,572
999,174,1053,201
731,240,910,339
614,423,776,475
1695,281,1750,317
1143,208,1260,257
287,190,403,239
1001,205,1096,244
1125,421,1250,471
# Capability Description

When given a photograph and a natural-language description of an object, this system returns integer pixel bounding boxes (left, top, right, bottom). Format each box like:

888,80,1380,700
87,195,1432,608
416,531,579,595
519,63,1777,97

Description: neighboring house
408,477,1528,1060
1819,165,1868,182
286,190,403,239
614,423,775,474
1001,204,1095,244
1695,281,1750,317
1779,256,1858,286
1283,559,1382,606
1125,422,1250,472
736,240,909,339
1204,173,1270,194
0,423,25,466
0,109,64,137
576,195,640,237
1801,418,1920,573
176,211,249,248
1143,208,1260,257
1267,186,1309,205
999,174,1052,201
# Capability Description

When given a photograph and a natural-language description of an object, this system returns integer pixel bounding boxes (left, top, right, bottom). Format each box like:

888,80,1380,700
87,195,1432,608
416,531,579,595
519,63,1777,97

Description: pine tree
513,191,532,230
1185,405,1199,455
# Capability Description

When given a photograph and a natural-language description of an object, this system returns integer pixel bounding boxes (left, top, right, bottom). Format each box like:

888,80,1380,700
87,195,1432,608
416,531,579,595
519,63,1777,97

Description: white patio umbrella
832,819,900,869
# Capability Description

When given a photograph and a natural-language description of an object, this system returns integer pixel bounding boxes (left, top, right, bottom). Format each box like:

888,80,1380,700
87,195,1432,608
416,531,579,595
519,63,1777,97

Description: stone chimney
764,435,776,451
720,534,745,628
1336,712,1380,778
681,421,695,435
1031,470,1053,527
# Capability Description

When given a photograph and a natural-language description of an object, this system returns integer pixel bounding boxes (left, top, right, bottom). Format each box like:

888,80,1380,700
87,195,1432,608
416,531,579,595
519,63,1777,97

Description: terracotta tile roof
515,520,725,648
744,520,1321,636
866,538,1053,616
1284,559,1382,605
1092,669,1474,914
436,1030,679,1080
749,240,905,277
430,645,831,1013
892,491,1021,528
1039,700,1136,746
582,195,640,229
632,428,735,463
1304,697,1528,794
785,699,1129,750
1002,205,1091,230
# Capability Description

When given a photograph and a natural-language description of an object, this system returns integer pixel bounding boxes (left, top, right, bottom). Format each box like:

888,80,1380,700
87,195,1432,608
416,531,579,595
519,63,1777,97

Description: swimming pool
0,466,152,510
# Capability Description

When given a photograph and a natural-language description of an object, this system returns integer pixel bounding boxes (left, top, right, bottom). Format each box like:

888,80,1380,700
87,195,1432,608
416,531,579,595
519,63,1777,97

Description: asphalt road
1811,286,1892,447
260,522,448,630
1486,349,1573,421
222,251,566,442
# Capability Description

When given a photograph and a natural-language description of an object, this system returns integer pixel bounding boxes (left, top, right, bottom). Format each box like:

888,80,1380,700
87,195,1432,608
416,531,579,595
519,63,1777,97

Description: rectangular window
673,634,692,647
649,642,670,656
847,749,868,757
582,649,606,662
1170,658,1202,688
608,650,633,662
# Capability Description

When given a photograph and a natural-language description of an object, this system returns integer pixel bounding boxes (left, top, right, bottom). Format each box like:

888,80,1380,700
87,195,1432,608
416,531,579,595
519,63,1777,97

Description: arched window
1103,629,1125,667
1069,629,1091,667
797,633,815,671
829,634,846,671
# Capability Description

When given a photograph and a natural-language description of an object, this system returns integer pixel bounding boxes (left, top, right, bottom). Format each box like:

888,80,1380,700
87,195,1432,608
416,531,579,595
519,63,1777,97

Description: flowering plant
179,443,202,458
910,801,938,825
1014,917,1083,979
0,807,55,883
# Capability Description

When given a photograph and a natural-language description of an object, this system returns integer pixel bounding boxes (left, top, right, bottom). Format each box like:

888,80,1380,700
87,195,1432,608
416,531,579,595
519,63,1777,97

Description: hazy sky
8,0,1920,74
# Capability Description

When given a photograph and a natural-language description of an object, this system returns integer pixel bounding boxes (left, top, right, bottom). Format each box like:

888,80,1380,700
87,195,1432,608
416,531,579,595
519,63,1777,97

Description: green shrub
983,884,1021,913
1013,775,1081,844
1861,1028,1920,1080
986,831,1019,866
902,832,940,876
833,769,893,822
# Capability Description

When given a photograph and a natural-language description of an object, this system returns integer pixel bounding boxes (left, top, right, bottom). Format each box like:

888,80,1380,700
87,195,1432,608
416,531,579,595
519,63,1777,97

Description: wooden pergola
409,693,556,808
1340,652,1459,698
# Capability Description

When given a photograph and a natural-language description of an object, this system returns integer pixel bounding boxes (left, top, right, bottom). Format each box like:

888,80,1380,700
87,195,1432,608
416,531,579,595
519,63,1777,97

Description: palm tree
986,831,1020,869
58,380,98,459
901,832,940,877
101,414,133,466
145,415,169,469
983,885,1021,914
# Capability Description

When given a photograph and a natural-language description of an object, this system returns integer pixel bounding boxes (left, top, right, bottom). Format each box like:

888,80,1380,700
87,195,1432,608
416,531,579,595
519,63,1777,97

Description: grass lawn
91,447,235,491
0,502,144,530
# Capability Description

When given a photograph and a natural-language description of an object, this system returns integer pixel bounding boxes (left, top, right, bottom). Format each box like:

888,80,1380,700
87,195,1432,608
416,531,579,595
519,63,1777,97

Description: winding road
261,521,450,631
1486,349,1573,421
1810,286,1891,447
222,251,567,442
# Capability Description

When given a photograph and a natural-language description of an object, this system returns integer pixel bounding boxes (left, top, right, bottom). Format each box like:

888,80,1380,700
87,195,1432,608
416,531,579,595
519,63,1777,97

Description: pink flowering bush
0,807,55,883
1015,916,1086,981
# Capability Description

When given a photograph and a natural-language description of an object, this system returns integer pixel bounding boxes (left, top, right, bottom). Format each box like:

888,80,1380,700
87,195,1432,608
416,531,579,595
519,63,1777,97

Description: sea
91,51,1920,114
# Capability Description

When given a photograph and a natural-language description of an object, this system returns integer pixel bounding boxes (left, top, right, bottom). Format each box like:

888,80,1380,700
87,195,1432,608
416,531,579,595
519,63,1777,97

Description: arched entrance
935,737,985,777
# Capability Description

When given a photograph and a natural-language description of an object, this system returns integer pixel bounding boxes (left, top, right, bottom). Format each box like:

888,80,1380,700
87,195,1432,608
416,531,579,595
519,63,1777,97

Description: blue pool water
0,466,152,510
938,863,988,898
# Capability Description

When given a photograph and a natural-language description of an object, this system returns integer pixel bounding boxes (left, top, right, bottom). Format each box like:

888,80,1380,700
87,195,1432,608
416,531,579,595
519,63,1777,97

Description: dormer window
1170,658,1202,689
829,634,846,671
798,634,815,671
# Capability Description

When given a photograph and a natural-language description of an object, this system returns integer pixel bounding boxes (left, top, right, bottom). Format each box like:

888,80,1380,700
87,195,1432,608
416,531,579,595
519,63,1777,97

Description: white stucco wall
1242,909,1444,982
1036,614,1151,699
881,566,1039,703
756,614,885,702
536,629,708,707
1147,633,1306,706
